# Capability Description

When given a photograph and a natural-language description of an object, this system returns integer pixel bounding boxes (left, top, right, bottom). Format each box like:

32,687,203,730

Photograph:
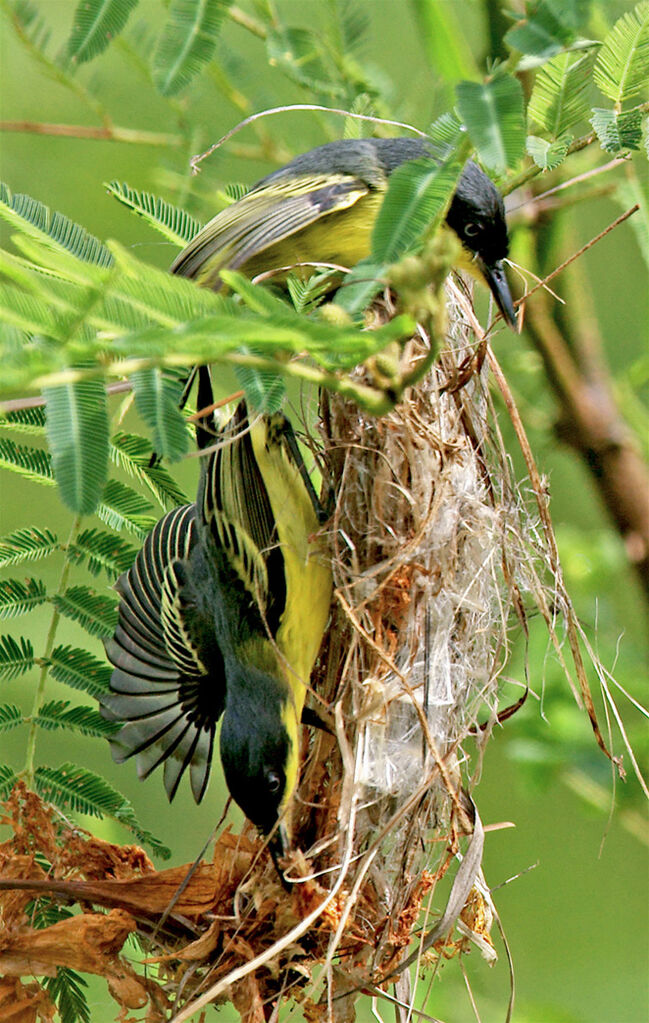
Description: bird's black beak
267,821,291,890
478,258,518,332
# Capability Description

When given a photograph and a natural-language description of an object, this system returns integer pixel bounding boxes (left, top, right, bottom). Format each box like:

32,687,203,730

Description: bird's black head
219,664,299,855
446,161,518,330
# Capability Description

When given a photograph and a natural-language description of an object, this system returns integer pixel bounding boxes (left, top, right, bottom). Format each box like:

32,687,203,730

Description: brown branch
0,120,182,147
0,381,133,414
521,209,649,599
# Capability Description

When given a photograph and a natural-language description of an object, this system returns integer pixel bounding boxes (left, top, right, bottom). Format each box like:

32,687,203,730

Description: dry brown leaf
0,908,136,977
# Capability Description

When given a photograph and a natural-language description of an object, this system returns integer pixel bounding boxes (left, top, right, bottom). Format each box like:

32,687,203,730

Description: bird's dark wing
102,503,224,802
169,174,369,287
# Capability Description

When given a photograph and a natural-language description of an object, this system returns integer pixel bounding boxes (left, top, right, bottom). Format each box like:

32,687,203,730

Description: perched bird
102,395,332,856
171,136,517,329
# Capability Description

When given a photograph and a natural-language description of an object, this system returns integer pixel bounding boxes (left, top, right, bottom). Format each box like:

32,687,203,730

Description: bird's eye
464,222,480,238
266,770,281,795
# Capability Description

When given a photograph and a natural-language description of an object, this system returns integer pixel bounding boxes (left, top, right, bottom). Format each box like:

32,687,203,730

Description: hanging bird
171,136,517,329
102,394,332,857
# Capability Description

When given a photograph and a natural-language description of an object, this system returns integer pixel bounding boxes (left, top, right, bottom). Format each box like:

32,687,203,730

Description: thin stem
0,120,183,147
22,515,82,785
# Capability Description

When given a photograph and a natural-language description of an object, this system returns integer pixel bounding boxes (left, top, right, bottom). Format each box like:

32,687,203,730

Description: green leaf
456,75,526,173
528,50,596,136
131,369,189,462
371,157,463,263
44,380,109,515
44,645,112,697
427,112,465,153
43,967,90,1023
33,761,128,818
0,764,18,799
34,763,171,856
0,634,34,680
52,585,119,639
0,437,54,485
110,432,188,508
0,182,112,267
105,181,202,246
409,0,478,83
0,577,47,618
234,358,286,413
0,404,47,433
591,107,644,153
333,260,386,318
66,0,138,65
153,0,231,97
0,526,59,567
526,132,572,169
0,704,23,733
0,281,62,338
593,2,649,104
98,479,157,537
505,0,577,59
616,175,649,271
266,26,342,98
36,699,119,738
66,527,137,578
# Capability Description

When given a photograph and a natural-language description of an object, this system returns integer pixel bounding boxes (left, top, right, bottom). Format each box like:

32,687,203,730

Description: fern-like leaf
505,1,576,60
0,634,34,679
34,762,128,818
0,764,18,799
66,528,137,578
36,699,119,738
105,180,201,245
52,585,119,639
0,182,112,267
131,369,189,462
0,280,62,338
0,527,59,567
372,157,462,263
98,479,157,537
593,2,649,104
111,432,188,508
0,577,47,618
0,404,47,433
234,359,286,414
528,50,596,137
43,645,112,697
66,0,138,66
0,704,24,733
456,75,526,173
591,107,644,153
526,133,572,170
0,438,54,485
44,967,90,1023
153,0,231,97
44,380,109,515
35,763,171,856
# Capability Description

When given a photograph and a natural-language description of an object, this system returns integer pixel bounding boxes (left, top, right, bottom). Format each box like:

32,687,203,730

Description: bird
171,136,518,329
101,386,333,860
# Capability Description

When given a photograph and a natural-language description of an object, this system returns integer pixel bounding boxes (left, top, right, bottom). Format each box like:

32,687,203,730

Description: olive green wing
169,173,369,288
102,503,224,803
200,402,286,637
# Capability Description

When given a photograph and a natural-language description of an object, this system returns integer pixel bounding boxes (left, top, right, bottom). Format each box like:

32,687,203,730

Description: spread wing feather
103,503,223,803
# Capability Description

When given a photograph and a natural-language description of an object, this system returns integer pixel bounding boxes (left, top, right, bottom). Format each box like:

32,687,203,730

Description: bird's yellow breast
249,422,332,714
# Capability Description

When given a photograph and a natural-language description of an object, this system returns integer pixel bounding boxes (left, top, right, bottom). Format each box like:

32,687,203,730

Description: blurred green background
0,1,647,1021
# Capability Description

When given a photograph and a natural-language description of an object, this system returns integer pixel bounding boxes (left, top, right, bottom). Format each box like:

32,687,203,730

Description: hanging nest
0,287,616,1023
